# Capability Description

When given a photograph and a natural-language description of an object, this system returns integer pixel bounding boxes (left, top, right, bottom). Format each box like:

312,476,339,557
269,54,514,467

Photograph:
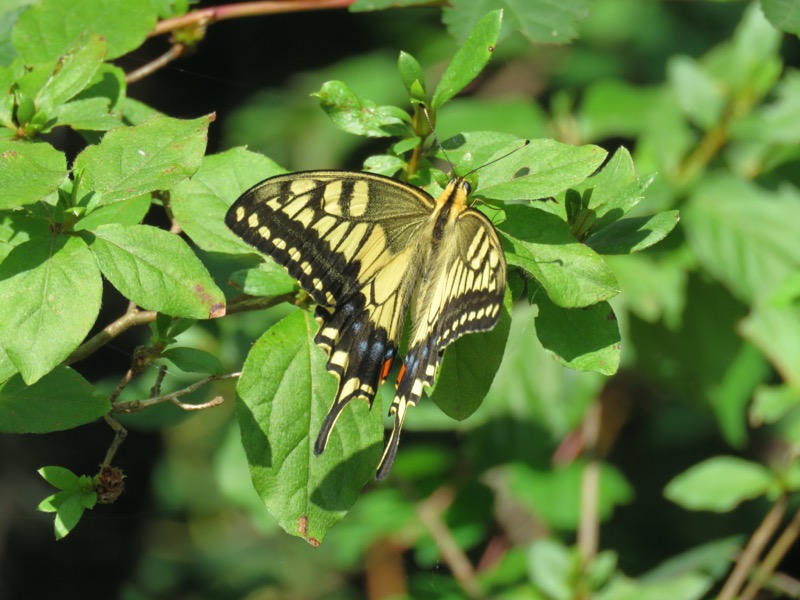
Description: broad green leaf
0,2,30,67
739,301,800,389
431,10,502,110
709,342,770,448
0,235,101,383
480,304,604,443
750,384,800,426
731,70,800,145
74,115,210,208
0,209,49,260
535,294,620,376
38,466,80,491
13,0,157,63
0,346,17,384
585,211,680,255
527,538,575,600
0,139,66,209
74,194,152,231
578,79,660,142
443,0,591,45
668,55,725,131
170,147,286,255
34,35,107,112
229,263,298,298
574,147,655,232
86,224,226,319
431,287,512,420
664,456,775,512
54,492,86,539
236,310,383,543
488,461,633,531
500,205,619,308
466,137,606,202
313,80,408,138
683,175,800,304
37,491,64,513
0,60,25,128
363,154,405,177
160,347,223,375
761,0,800,34
0,366,109,432
594,573,712,600
54,97,121,132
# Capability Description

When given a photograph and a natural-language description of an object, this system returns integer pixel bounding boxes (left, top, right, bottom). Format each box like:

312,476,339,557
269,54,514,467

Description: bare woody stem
151,0,355,38
66,293,296,366
113,372,240,414
718,494,789,600
739,505,800,600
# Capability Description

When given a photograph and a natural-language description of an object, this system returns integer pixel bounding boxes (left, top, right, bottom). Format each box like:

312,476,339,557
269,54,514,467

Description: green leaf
431,287,512,420
730,70,800,145
170,147,286,255
683,175,800,304
0,139,66,209
499,205,619,308
38,465,80,491
0,366,109,432
313,80,408,138
528,539,577,600
349,0,431,10
761,0,800,35
12,0,157,63
750,384,800,426
575,147,655,233
397,50,426,101
160,347,223,375
34,35,107,112
0,235,102,384
86,224,226,319
54,492,86,540
739,300,800,390
74,194,151,230
54,97,121,132
443,0,592,45
431,10,502,110
73,115,210,208
585,211,680,255
668,55,725,131
449,135,607,202
664,456,775,512
488,461,633,531
236,310,383,544
363,154,405,177
0,209,50,261
229,263,298,298
535,294,620,376
578,79,660,142
37,491,64,513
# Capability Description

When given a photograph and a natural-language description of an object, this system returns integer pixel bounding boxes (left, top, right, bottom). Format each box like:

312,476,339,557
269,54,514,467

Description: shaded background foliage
1,0,800,599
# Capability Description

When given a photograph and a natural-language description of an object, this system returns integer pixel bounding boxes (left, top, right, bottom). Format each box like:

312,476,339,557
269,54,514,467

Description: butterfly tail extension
375,339,439,480
314,301,396,456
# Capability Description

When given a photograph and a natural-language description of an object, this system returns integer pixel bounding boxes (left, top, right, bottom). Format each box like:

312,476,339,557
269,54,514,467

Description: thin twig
102,414,129,466
151,0,355,38
67,293,296,366
113,372,240,414
718,495,788,600
578,402,602,566
740,506,800,600
416,487,485,600
125,43,185,83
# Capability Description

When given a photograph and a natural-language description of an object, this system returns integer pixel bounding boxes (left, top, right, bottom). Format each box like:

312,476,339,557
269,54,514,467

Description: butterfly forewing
226,170,507,481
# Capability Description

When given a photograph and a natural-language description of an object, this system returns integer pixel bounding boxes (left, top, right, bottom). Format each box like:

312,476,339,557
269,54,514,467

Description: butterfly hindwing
226,170,507,481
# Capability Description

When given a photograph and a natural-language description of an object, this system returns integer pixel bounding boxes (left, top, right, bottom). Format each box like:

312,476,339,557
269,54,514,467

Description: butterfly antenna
464,139,531,179
422,107,457,174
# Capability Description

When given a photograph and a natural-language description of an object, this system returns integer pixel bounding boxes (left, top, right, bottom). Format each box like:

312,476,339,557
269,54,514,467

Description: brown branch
740,506,800,600
112,372,239,414
718,495,788,600
416,487,485,600
101,414,129,466
151,0,355,38
67,293,297,366
125,43,185,83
